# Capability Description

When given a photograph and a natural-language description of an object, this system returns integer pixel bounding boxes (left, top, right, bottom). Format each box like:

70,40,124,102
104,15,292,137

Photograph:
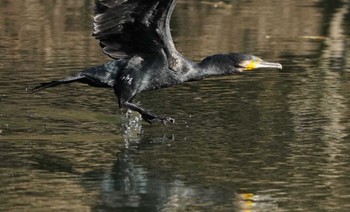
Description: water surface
1,0,350,211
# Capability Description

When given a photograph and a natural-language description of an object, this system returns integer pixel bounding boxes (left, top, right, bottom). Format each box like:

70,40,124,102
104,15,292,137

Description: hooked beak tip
277,63,283,70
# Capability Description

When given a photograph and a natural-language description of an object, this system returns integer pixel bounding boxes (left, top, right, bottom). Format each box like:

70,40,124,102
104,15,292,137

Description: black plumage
33,0,282,124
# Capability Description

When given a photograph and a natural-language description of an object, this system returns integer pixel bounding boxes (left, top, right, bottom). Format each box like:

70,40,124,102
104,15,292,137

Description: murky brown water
1,0,350,211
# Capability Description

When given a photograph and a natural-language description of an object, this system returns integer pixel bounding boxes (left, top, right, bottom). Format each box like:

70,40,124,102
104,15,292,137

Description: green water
1,0,350,211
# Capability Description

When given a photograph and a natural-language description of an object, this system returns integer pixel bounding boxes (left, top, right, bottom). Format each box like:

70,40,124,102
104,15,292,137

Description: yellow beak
245,60,282,71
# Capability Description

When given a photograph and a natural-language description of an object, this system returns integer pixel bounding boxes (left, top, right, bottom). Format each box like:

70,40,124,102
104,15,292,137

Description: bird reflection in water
234,193,278,212
93,115,279,211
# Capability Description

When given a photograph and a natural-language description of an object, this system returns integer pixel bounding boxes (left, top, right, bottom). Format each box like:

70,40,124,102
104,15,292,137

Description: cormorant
33,0,282,124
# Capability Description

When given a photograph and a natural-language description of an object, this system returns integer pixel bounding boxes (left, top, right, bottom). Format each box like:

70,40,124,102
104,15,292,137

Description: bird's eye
236,61,245,68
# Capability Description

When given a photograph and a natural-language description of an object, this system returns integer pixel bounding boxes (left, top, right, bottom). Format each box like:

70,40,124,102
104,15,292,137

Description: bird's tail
31,60,122,93
30,74,84,93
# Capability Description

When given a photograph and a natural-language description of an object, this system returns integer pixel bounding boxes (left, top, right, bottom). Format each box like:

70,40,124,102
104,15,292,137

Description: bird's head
232,53,283,72
199,53,282,73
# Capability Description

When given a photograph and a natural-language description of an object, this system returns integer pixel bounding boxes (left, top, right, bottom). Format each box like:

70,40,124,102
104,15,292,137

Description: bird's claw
143,114,175,125
161,117,175,125
153,116,175,125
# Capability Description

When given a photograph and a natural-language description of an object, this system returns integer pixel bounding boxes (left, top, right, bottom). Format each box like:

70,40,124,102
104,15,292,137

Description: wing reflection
92,112,279,211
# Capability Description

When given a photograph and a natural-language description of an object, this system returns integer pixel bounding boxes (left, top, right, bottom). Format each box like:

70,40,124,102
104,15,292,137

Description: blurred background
1,0,350,211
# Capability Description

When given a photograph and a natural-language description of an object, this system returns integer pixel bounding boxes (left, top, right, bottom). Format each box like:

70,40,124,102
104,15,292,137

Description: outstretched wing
93,0,177,59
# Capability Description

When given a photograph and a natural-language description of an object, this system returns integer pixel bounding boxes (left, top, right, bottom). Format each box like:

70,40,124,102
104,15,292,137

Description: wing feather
93,0,177,59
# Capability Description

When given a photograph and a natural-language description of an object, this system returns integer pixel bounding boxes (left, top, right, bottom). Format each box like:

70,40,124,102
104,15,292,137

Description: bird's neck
200,62,234,75
184,58,237,81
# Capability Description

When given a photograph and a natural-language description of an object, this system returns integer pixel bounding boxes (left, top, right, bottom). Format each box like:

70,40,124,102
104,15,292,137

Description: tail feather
31,61,121,93
31,75,83,93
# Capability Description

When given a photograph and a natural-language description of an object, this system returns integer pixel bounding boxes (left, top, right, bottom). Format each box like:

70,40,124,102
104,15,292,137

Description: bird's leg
123,101,175,125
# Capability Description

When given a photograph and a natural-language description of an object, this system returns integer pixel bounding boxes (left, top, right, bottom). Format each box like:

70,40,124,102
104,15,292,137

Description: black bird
33,0,282,124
